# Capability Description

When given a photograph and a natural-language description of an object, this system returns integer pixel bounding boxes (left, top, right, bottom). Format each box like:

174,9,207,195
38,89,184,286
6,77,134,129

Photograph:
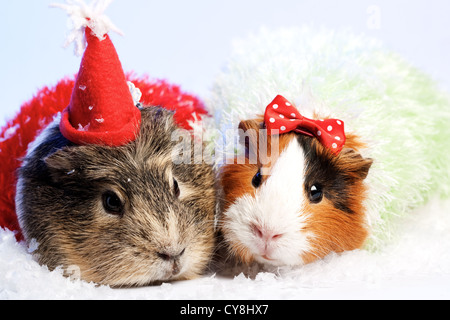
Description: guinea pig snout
157,247,186,277
250,223,283,258
157,248,185,262
251,223,283,244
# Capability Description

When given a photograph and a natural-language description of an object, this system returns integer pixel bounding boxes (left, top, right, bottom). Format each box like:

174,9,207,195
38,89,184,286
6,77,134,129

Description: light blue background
1,0,449,123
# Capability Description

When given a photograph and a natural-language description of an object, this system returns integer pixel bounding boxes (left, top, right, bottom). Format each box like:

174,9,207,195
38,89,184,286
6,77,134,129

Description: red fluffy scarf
0,74,207,241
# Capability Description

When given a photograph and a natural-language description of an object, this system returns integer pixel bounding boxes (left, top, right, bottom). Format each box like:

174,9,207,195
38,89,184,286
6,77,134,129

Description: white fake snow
0,124,20,143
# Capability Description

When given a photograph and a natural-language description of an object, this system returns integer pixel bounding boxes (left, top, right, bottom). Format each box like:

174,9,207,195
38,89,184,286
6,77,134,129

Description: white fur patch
224,138,312,266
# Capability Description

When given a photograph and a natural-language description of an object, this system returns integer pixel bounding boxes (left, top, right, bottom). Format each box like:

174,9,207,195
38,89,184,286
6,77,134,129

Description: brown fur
16,107,217,287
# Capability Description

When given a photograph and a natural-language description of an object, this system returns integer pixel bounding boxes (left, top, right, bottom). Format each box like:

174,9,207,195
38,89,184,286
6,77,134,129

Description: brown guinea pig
15,107,217,287
218,116,373,267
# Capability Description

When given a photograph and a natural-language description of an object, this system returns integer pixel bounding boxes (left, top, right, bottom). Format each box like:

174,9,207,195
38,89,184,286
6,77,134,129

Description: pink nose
251,224,283,242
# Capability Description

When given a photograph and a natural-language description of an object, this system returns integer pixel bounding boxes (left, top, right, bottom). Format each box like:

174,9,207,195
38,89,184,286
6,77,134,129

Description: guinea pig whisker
73,251,147,287
102,255,153,288
307,230,348,255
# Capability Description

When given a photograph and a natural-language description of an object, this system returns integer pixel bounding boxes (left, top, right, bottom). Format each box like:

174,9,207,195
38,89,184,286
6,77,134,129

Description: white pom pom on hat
51,0,141,147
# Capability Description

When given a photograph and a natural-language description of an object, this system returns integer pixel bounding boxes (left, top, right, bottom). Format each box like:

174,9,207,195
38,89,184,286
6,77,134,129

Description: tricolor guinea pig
219,96,373,266
209,27,450,269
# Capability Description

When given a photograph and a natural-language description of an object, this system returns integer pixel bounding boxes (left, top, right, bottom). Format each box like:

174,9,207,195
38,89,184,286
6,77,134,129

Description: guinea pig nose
157,248,185,261
251,224,283,242
252,224,264,239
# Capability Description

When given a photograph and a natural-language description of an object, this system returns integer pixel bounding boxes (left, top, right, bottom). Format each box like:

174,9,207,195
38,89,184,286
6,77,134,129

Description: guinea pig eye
102,191,124,215
309,184,323,203
173,178,180,198
252,170,263,188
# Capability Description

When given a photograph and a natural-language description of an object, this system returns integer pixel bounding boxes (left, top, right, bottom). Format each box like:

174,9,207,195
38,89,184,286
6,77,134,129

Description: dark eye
102,191,124,215
173,178,180,198
252,170,263,188
309,184,323,203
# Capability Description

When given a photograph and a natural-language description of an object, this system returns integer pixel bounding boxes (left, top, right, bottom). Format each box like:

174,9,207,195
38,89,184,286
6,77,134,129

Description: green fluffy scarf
206,27,450,249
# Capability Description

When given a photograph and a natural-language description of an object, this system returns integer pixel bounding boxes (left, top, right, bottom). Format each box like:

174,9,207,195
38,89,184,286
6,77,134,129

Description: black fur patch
298,135,356,214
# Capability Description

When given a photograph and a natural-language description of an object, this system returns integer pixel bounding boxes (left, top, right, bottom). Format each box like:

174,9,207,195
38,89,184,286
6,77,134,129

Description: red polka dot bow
264,95,346,155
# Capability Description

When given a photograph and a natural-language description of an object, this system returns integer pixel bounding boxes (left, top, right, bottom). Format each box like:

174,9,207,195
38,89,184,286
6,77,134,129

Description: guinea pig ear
238,119,264,159
339,148,374,180
44,147,85,181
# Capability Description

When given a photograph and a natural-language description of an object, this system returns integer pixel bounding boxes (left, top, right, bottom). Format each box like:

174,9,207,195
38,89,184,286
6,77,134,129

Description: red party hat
56,1,141,146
